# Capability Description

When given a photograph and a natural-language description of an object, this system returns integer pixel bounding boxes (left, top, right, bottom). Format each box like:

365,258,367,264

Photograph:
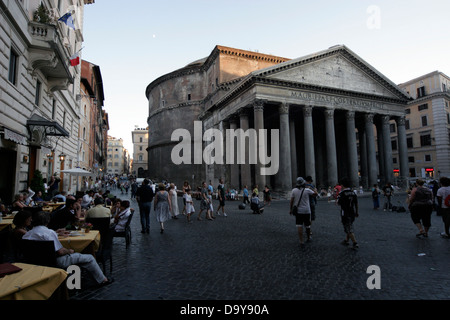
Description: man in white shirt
290,177,318,247
23,211,113,286
81,190,94,209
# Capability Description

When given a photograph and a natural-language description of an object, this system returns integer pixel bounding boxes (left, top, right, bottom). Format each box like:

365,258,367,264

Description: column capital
324,108,334,119
364,113,374,124
303,105,313,117
279,102,290,114
396,115,406,126
253,99,266,111
238,108,249,117
381,114,391,124
345,110,355,121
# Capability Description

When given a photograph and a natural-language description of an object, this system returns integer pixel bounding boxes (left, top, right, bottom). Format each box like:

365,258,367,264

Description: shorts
341,216,355,234
410,204,432,227
295,213,311,227
219,199,225,207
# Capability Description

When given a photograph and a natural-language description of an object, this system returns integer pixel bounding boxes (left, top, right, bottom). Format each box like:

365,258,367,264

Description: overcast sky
82,0,450,154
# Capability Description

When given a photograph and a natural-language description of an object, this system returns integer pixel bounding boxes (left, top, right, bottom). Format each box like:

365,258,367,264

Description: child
184,188,195,223
207,189,214,220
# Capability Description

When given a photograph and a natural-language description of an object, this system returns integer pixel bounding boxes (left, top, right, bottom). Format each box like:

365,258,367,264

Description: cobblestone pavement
71,189,450,301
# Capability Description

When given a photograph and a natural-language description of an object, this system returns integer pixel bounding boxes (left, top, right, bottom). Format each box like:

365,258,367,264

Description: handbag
292,188,305,216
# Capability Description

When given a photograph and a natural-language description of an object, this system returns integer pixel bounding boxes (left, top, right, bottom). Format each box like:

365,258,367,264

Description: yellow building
393,71,450,181
131,127,149,177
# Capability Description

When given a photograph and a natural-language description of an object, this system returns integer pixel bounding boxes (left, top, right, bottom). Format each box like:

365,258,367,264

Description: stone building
131,126,149,177
394,71,450,180
146,45,412,194
0,0,94,202
107,136,130,176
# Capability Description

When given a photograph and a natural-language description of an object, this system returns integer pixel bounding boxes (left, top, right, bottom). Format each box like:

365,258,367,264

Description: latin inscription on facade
290,91,383,109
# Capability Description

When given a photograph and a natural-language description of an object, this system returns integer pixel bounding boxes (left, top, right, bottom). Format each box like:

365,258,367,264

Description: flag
70,53,80,66
58,12,75,30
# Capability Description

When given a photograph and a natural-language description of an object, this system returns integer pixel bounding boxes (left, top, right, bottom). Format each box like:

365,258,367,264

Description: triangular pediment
254,45,410,101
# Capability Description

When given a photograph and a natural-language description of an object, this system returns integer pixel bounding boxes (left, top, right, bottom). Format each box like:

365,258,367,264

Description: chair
85,217,113,274
20,239,57,267
113,212,134,249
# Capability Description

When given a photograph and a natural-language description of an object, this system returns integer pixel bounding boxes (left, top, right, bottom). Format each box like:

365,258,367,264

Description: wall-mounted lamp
59,153,66,162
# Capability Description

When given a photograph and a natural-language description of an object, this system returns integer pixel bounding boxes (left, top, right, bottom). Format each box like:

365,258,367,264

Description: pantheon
145,45,411,195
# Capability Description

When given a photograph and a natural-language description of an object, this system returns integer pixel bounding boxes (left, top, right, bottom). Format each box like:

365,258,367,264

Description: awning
26,114,70,138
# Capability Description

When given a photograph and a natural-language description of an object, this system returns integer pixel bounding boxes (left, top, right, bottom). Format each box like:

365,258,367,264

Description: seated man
81,190,94,209
48,198,81,230
53,191,67,203
85,197,111,219
23,211,113,286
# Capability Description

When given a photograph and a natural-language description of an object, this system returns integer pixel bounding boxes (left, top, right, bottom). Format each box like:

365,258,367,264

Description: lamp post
59,153,66,192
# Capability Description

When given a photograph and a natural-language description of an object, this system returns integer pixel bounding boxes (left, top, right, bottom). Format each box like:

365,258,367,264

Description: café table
0,263,67,300
0,217,14,231
58,229,100,254
42,202,65,212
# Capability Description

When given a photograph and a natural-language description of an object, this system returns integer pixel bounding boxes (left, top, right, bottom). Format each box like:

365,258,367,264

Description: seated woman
12,194,29,211
12,210,32,240
48,198,81,230
113,200,132,233
250,193,264,214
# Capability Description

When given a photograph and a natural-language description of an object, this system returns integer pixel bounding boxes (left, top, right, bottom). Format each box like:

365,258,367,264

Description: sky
81,0,450,154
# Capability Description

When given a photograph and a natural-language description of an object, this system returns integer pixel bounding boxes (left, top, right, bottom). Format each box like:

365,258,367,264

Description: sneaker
223,212,227,217
353,242,359,249
440,232,450,239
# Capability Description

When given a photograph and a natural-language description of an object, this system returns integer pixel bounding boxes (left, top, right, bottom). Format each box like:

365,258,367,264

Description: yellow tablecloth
0,218,14,231
58,230,100,253
0,263,67,300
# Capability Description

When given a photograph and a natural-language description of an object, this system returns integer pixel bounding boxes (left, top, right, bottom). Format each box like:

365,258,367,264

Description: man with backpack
437,177,450,238
337,178,359,249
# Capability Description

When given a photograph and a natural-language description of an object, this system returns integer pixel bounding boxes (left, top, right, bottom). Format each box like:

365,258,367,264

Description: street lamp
59,153,66,161
59,153,66,191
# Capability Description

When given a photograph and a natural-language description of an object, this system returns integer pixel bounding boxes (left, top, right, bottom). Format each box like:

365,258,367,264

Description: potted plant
33,3,53,24
82,222,93,233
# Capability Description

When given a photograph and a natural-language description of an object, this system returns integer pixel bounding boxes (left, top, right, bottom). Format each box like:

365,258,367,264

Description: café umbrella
60,168,95,192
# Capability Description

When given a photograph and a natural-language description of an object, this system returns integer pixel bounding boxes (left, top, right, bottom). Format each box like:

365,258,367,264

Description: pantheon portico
146,45,412,194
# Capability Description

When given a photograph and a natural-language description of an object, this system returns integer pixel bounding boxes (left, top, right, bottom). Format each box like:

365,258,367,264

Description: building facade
146,45,412,194
107,136,129,176
80,60,108,176
393,71,450,180
0,0,94,202
131,126,148,177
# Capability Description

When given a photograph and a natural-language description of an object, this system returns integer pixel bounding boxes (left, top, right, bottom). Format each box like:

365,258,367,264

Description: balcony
27,21,73,91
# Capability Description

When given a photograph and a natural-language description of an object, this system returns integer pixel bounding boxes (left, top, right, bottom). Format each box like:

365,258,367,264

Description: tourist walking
263,185,272,206
198,181,209,220
436,177,450,238
181,180,191,215
242,185,250,205
184,188,195,223
337,178,359,249
408,179,433,238
216,178,227,217
136,179,154,234
289,177,318,248
372,184,381,210
169,183,180,219
154,183,172,233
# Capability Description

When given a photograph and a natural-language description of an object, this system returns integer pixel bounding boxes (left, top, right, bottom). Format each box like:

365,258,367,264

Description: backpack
445,194,450,207
372,189,379,199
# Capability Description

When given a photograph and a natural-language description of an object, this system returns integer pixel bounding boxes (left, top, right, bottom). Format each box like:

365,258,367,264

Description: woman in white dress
154,183,172,233
169,183,179,219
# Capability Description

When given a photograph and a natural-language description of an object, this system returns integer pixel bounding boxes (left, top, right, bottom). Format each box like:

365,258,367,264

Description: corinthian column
239,109,251,189
381,115,394,184
325,108,338,186
365,113,377,187
346,111,359,188
303,105,315,183
278,103,292,192
253,100,265,190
